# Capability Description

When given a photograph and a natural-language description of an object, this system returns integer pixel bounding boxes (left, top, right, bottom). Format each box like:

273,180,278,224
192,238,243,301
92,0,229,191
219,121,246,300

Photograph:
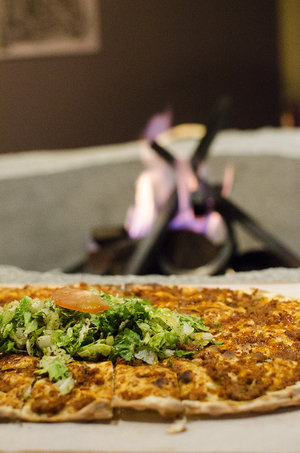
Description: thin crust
112,395,183,417
0,355,114,422
183,382,300,415
113,364,183,417
0,283,300,421
21,361,114,422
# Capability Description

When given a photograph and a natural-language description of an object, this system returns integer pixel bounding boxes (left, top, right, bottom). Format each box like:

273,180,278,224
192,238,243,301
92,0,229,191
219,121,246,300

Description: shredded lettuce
0,288,217,384
37,356,70,382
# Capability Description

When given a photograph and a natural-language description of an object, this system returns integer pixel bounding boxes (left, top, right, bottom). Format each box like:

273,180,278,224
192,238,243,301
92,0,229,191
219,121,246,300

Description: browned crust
0,283,299,421
183,381,300,415
112,395,183,417
0,405,23,421
113,364,183,417
21,399,113,422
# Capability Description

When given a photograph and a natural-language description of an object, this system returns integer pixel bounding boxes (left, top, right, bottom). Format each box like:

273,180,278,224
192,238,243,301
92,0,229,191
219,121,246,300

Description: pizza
0,282,300,423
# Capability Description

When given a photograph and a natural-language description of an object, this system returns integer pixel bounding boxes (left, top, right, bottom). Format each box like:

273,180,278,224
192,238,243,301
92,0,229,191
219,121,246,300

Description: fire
125,137,175,239
125,171,156,239
125,143,229,245
125,118,233,247
170,158,227,245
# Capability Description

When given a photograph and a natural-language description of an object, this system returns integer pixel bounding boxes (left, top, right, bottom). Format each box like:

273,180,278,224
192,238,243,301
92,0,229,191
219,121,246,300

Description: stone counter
0,127,299,272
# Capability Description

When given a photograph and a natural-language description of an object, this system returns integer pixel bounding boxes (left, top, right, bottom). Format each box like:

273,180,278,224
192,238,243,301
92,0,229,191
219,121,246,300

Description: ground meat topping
72,395,95,411
178,369,194,384
285,330,300,341
70,364,105,387
220,376,274,401
250,351,267,362
120,390,142,401
273,348,300,361
31,395,68,415
151,377,170,388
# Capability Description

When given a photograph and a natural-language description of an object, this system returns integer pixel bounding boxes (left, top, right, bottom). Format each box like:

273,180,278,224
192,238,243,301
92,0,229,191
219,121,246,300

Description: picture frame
0,0,101,59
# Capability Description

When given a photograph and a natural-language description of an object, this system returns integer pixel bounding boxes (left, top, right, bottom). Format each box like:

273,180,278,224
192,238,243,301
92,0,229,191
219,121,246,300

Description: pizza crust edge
182,381,300,415
21,399,113,422
0,283,300,420
112,395,184,417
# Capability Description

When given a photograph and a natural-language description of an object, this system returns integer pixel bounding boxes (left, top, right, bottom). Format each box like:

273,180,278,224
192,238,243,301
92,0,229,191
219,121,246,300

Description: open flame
125,139,175,238
125,145,233,245
125,116,233,248
125,171,156,239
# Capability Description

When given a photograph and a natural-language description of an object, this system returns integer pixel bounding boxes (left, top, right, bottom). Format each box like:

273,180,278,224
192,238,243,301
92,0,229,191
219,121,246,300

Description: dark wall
1,0,280,153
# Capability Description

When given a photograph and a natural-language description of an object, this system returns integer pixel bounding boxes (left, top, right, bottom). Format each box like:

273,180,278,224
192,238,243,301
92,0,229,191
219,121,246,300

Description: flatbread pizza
0,282,300,422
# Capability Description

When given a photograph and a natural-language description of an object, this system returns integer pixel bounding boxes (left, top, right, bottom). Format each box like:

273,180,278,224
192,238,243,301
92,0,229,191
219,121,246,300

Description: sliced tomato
51,287,110,314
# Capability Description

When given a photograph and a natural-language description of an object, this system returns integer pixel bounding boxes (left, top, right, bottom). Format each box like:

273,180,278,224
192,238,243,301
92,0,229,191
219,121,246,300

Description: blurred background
1,0,299,153
0,0,299,275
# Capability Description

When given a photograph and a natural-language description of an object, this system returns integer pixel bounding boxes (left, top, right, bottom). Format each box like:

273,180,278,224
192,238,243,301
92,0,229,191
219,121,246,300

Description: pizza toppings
51,287,110,313
21,361,114,421
113,364,183,416
0,287,215,388
1,283,300,422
